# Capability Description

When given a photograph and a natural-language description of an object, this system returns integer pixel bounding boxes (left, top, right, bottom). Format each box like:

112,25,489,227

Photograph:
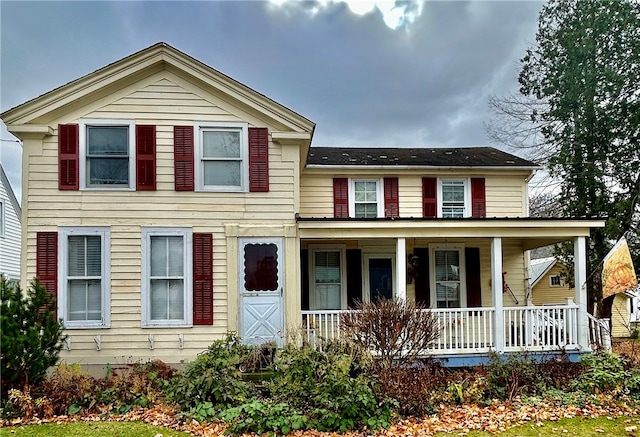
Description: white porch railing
503,305,580,351
587,313,611,351
302,304,586,354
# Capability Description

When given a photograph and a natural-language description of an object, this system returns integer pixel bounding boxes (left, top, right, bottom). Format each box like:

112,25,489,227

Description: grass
434,415,640,437
0,421,192,437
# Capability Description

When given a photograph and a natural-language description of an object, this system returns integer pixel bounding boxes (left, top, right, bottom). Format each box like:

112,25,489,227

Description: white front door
239,238,284,346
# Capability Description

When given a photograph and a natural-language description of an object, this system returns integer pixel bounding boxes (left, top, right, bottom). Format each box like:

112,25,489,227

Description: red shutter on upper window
384,177,399,218
248,127,269,192
36,232,58,313
174,126,194,191
471,178,486,218
58,124,79,190
333,178,349,218
193,233,213,325
422,177,437,218
136,125,156,191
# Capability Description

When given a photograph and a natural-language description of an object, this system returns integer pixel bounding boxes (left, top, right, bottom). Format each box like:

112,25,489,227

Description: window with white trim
350,179,383,218
195,122,248,191
430,245,466,308
549,274,562,287
142,228,193,327
59,227,110,328
80,119,135,189
439,179,468,218
309,245,346,310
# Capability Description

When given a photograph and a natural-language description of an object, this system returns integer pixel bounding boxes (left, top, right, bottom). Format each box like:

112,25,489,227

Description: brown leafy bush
340,299,440,371
41,364,100,415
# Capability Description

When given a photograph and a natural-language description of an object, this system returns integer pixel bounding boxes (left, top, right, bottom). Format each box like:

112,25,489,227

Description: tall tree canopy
489,0,640,309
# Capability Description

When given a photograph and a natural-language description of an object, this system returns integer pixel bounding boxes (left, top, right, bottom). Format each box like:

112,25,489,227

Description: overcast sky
0,0,544,201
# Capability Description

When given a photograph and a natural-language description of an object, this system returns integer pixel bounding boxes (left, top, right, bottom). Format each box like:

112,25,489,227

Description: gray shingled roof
306,146,537,167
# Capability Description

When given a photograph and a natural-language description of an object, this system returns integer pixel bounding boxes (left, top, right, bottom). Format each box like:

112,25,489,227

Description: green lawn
0,421,192,437
434,415,640,437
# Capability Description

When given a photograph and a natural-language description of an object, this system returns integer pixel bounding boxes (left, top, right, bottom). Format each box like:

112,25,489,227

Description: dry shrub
41,363,100,415
340,299,440,371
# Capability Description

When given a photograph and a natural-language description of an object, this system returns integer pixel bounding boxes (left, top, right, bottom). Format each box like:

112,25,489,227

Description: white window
439,179,469,218
309,245,346,310
349,179,383,218
549,274,562,287
59,227,110,328
195,122,248,191
141,228,193,327
430,245,466,308
80,119,135,189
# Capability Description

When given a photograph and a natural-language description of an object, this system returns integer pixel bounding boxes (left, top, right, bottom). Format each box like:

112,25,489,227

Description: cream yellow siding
612,294,632,338
531,264,574,306
20,72,305,367
299,172,529,218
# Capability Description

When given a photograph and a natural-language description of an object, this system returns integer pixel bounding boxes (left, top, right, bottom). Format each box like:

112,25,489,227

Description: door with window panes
239,238,284,346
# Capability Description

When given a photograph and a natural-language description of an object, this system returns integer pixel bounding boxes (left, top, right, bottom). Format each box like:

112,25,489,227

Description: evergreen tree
489,0,640,311
0,277,64,394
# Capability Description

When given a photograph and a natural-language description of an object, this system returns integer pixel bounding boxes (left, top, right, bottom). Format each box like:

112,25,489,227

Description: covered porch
297,217,606,359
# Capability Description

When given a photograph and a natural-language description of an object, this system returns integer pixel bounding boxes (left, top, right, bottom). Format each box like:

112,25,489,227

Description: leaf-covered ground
3,397,640,436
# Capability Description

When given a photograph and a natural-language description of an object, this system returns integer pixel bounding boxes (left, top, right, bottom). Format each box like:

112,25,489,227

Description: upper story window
423,177,485,218
195,122,248,191
549,274,562,287
80,119,135,189
333,177,398,219
440,180,467,218
351,179,382,218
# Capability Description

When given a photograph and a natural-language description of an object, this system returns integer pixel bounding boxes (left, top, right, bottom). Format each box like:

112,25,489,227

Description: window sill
142,322,193,328
63,323,110,329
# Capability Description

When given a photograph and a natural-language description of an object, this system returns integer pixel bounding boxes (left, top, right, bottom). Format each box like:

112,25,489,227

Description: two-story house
1,43,605,370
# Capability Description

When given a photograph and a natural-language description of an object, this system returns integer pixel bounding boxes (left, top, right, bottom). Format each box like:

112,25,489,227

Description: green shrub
266,342,392,432
220,400,308,435
484,352,539,400
167,333,255,412
571,351,629,394
0,278,65,394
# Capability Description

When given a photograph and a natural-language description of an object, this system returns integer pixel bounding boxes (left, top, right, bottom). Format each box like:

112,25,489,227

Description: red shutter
333,178,349,218
249,127,269,192
36,232,58,312
422,177,437,218
174,126,194,191
136,125,156,191
471,178,486,218
193,233,213,325
384,177,399,218
58,124,79,190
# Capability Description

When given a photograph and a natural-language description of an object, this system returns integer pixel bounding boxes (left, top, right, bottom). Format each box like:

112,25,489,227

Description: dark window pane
244,243,278,291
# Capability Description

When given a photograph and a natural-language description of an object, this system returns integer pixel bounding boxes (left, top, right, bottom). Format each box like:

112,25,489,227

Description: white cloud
267,0,424,30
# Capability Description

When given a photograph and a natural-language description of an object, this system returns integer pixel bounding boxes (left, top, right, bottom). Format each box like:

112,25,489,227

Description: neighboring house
0,43,606,370
530,256,629,339
0,163,21,280
529,257,573,306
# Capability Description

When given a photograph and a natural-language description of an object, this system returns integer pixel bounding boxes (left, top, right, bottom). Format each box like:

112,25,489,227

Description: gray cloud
1,0,544,200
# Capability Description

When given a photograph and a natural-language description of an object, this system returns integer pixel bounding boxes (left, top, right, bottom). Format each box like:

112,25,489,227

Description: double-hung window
309,245,346,310
195,122,248,191
430,245,466,308
142,228,193,327
80,119,135,189
440,180,467,218
59,227,110,328
350,179,382,218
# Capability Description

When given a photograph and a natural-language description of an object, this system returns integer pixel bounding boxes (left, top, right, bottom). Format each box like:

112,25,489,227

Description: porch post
574,236,589,350
396,237,407,301
492,237,504,353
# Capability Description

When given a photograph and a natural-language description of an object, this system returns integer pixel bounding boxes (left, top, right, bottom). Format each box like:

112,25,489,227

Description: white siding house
0,163,21,280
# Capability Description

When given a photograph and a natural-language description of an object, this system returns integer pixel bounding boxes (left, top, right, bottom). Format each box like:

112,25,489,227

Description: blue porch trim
432,349,590,368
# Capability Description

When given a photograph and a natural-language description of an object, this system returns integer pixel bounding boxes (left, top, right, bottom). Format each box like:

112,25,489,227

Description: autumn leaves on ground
4,337,640,436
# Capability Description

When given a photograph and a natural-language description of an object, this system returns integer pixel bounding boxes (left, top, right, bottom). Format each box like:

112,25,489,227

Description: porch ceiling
296,217,605,250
